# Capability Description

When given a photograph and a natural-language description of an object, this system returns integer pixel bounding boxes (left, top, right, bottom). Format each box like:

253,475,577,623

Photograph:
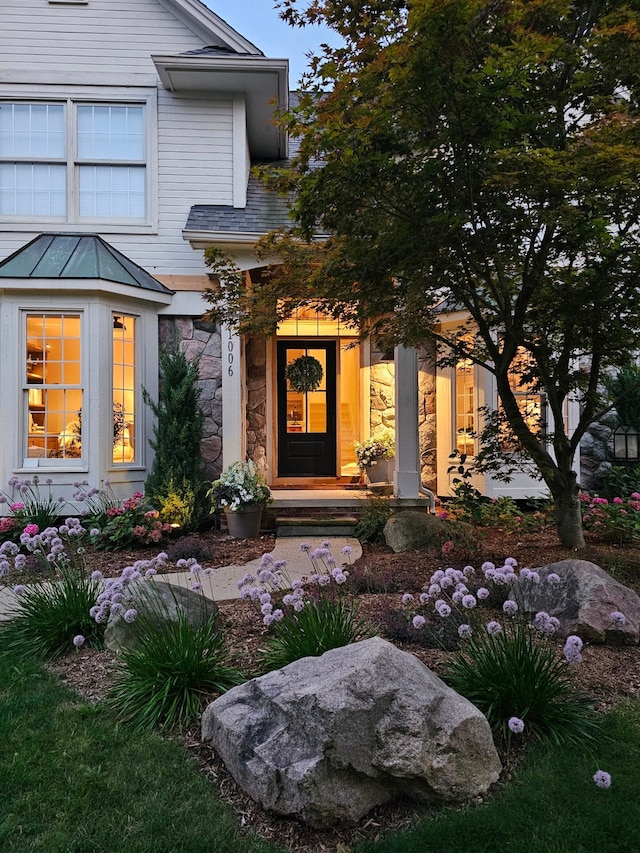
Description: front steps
275,515,359,537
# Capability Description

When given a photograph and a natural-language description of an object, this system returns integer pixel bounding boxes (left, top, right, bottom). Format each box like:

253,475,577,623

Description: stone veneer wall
159,316,222,481
246,337,268,474
369,344,395,436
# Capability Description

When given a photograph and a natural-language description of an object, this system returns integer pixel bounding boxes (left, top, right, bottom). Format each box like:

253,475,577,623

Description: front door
277,341,337,477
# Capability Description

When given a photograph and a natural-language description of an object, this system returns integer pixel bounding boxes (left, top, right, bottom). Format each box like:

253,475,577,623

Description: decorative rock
513,560,640,644
384,511,470,552
104,580,218,654
202,637,501,827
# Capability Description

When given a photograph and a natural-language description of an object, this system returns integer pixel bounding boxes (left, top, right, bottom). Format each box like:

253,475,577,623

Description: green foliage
156,477,199,529
107,611,244,732
207,460,272,513
605,365,640,431
144,346,207,531
354,431,395,470
260,597,374,672
580,493,640,545
445,623,601,747
355,495,393,543
0,476,63,542
93,492,171,550
601,464,640,502
0,563,104,660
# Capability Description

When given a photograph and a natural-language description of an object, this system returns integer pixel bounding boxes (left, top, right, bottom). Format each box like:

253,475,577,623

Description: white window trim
0,87,158,234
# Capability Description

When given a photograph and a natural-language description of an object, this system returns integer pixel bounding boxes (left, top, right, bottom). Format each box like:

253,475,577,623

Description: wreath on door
285,355,324,393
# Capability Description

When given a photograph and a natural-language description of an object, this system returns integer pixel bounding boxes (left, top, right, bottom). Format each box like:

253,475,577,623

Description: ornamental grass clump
402,558,604,746
91,554,243,731
0,519,104,659
237,542,374,672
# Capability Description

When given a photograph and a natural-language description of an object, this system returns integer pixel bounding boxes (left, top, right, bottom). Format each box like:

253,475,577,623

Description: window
455,358,476,455
1,101,146,221
112,314,136,464
25,313,83,461
499,350,546,450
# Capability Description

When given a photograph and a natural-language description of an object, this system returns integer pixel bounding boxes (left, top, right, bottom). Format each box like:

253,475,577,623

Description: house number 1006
227,339,234,376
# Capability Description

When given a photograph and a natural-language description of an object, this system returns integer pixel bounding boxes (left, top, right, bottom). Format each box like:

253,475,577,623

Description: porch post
221,323,246,468
394,344,421,497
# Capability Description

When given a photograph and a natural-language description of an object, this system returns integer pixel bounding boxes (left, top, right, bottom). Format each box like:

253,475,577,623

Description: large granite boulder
104,580,218,654
383,511,471,552
201,637,501,827
513,560,640,644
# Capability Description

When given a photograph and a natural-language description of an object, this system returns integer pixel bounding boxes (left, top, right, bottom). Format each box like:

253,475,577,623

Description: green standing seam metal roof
0,234,173,294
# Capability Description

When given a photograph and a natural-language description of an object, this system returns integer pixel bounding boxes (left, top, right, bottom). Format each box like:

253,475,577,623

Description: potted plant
207,460,272,538
354,432,395,483
285,354,324,393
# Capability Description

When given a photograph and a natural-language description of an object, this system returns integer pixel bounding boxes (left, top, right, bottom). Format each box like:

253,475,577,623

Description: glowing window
25,314,82,461
112,315,136,464
455,358,475,456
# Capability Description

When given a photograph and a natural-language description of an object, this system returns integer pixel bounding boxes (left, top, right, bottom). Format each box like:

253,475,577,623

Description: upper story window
0,101,146,223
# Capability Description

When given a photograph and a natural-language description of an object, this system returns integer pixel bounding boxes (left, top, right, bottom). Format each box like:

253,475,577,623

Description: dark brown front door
277,341,337,477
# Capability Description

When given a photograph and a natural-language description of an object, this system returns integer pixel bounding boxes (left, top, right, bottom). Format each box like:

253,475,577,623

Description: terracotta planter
224,505,264,539
366,458,394,484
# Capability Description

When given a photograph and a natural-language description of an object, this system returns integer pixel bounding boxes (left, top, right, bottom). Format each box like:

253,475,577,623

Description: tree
143,346,207,531
207,0,640,548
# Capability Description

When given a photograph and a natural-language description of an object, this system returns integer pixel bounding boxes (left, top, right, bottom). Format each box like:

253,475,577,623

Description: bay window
1,100,147,222
112,314,136,464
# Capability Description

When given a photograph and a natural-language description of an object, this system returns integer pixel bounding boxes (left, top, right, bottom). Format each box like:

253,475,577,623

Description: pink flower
613,497,623,505
441,540,454,555
23,523,39,536
10,502,24,511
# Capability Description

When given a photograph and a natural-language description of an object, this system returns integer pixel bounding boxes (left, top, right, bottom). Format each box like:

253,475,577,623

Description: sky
202,1,340,85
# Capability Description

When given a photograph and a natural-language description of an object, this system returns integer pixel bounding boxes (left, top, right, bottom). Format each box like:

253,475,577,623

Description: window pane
0,103,64,158
455,359,475,455
112,315,136,464
0,163,66,215
26,313,82,460
77,105,144,160
78,165,145,218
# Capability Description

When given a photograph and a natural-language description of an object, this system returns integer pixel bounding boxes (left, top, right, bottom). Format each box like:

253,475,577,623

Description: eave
152,54,289,160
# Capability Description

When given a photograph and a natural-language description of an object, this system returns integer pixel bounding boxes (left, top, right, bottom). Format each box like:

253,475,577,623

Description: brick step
275,515,359,537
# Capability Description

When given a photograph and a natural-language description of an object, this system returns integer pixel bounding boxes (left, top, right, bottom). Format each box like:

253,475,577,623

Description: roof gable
158,0,262,54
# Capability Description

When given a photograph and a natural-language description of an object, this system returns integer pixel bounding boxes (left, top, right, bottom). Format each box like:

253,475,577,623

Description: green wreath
285,355,324,393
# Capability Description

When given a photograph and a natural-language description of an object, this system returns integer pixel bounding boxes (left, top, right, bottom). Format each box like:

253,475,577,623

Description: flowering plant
207,460,271,513
580,491,640,545
353,431,395,470
0,476,65,544
92,491,172,550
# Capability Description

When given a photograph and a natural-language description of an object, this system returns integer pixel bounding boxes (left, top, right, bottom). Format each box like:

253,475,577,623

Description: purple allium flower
462,594,477,609
593,770,612,789
504,557,518,567
123,608,137,623
547,572,561,585
341,545,353,555
610,611,626,628
508,716,525,734
293,600,305,612
412,615,426,629
272,609,284,622
503,599,518,615
334,572,348,584
481,561,495,572
91,570,103,581
13,584,25,596
458,624,473,639
73,634,85,648
563,635,584,664
437,603,452,618
191,582,203,592
419,592,430,605
260,602,273,616
401,593,414,606
477,587,490,600
487,620,503,636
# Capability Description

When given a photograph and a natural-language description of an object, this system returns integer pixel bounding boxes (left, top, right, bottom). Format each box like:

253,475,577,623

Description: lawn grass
0,651,279,853
1,648,639,853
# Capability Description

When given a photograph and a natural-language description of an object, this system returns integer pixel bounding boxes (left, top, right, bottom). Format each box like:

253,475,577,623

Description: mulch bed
45,525,640,852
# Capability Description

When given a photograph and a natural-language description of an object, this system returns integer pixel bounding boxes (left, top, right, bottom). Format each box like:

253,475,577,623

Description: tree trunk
553,487,585,550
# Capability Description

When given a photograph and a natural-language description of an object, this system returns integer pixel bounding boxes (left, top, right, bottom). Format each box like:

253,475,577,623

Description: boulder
202,637,501,827
104,580,218,654
513,560,640,644
383,511,471,552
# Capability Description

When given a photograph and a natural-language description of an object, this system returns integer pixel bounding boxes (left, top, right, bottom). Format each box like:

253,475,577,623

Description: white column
394,344,421,497
221,324,246,468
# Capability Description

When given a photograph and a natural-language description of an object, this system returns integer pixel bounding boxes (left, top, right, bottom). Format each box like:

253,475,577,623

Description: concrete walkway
0,536,362,621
